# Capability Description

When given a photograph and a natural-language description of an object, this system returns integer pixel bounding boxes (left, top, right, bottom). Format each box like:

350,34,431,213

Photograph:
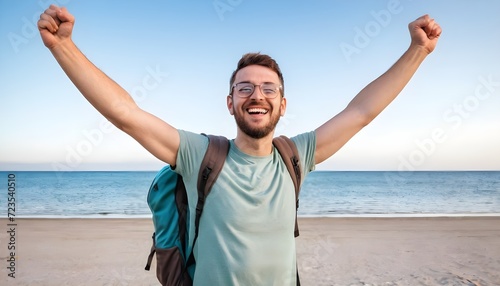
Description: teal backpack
145,135,302,286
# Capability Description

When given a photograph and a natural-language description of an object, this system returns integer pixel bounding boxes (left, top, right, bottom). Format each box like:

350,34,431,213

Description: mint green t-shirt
174,130,316,286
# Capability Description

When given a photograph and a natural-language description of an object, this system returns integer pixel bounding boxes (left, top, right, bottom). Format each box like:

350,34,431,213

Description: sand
1,217,499,285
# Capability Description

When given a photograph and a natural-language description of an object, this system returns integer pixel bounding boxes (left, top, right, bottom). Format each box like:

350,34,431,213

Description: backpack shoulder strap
187,134,229,267
197,135,229,197
194,134,229,233
272,135,302,237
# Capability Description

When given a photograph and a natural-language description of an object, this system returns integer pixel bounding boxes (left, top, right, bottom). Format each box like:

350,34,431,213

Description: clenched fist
38,4,75,50
409,15,442,54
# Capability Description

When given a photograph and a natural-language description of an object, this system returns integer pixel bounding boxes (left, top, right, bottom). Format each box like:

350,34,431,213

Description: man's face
227,65,286,139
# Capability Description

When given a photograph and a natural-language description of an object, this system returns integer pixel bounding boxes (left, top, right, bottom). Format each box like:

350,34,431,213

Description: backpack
144,134,302,286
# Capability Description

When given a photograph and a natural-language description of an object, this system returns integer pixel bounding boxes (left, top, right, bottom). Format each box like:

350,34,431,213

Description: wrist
50,39,78,60
406,44,430,60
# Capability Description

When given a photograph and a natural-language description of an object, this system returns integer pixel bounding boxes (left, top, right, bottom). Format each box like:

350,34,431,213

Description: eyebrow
235,81,276,85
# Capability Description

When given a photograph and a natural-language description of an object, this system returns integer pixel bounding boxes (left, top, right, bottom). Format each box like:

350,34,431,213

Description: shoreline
8,212,500,219
1,217,499,285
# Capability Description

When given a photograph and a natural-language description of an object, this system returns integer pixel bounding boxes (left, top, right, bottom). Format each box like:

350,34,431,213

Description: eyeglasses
231,82,282,99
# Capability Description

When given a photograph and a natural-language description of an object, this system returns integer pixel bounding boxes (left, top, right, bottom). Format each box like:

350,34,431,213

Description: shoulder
178,130,209,147
290,131,316,158
175,130,210,176
290,131,317,173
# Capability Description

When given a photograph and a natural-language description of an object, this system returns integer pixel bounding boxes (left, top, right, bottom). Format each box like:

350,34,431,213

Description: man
38,4,441,285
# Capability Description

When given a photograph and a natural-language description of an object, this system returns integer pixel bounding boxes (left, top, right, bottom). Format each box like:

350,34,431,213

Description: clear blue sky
1,0,499,171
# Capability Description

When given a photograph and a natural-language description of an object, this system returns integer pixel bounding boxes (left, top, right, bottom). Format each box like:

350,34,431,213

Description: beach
1,217,499,285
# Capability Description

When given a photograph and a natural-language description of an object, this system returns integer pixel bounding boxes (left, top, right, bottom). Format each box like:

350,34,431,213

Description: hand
38,4,75,50
408,15,442,54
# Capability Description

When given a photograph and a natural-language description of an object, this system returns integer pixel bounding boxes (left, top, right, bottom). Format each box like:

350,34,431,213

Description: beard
234,107,282,139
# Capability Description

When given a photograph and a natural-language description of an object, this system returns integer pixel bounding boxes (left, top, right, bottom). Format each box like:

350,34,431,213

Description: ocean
1,171,499,218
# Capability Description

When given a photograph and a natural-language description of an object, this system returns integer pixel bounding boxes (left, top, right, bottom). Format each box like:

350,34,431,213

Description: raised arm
38,5,179,165
315,15,442,164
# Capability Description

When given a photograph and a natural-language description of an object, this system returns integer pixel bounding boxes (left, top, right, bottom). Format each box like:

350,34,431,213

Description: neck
234,131,275,156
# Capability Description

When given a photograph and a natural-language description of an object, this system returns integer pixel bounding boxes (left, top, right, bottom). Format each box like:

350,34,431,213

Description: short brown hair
229,52,285,96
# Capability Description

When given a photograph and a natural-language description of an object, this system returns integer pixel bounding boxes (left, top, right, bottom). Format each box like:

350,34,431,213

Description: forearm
50,40,137,129
347,45,429,124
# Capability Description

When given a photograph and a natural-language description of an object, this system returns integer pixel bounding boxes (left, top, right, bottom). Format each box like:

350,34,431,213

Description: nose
249,85,265,100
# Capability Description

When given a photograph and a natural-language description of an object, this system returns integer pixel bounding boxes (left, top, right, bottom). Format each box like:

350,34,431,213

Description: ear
280,96,287,116
227,95,234,115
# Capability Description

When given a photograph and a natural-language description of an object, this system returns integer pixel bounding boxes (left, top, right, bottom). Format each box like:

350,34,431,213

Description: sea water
1,171,499,218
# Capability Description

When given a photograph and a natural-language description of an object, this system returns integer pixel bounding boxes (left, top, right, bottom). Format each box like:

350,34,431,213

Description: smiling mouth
247,108,269,115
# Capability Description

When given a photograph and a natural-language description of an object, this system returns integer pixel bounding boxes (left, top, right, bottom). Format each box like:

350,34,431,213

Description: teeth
247,108,268,114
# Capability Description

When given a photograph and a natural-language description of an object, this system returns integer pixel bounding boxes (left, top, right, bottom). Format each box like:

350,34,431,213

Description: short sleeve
291,131,316,179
